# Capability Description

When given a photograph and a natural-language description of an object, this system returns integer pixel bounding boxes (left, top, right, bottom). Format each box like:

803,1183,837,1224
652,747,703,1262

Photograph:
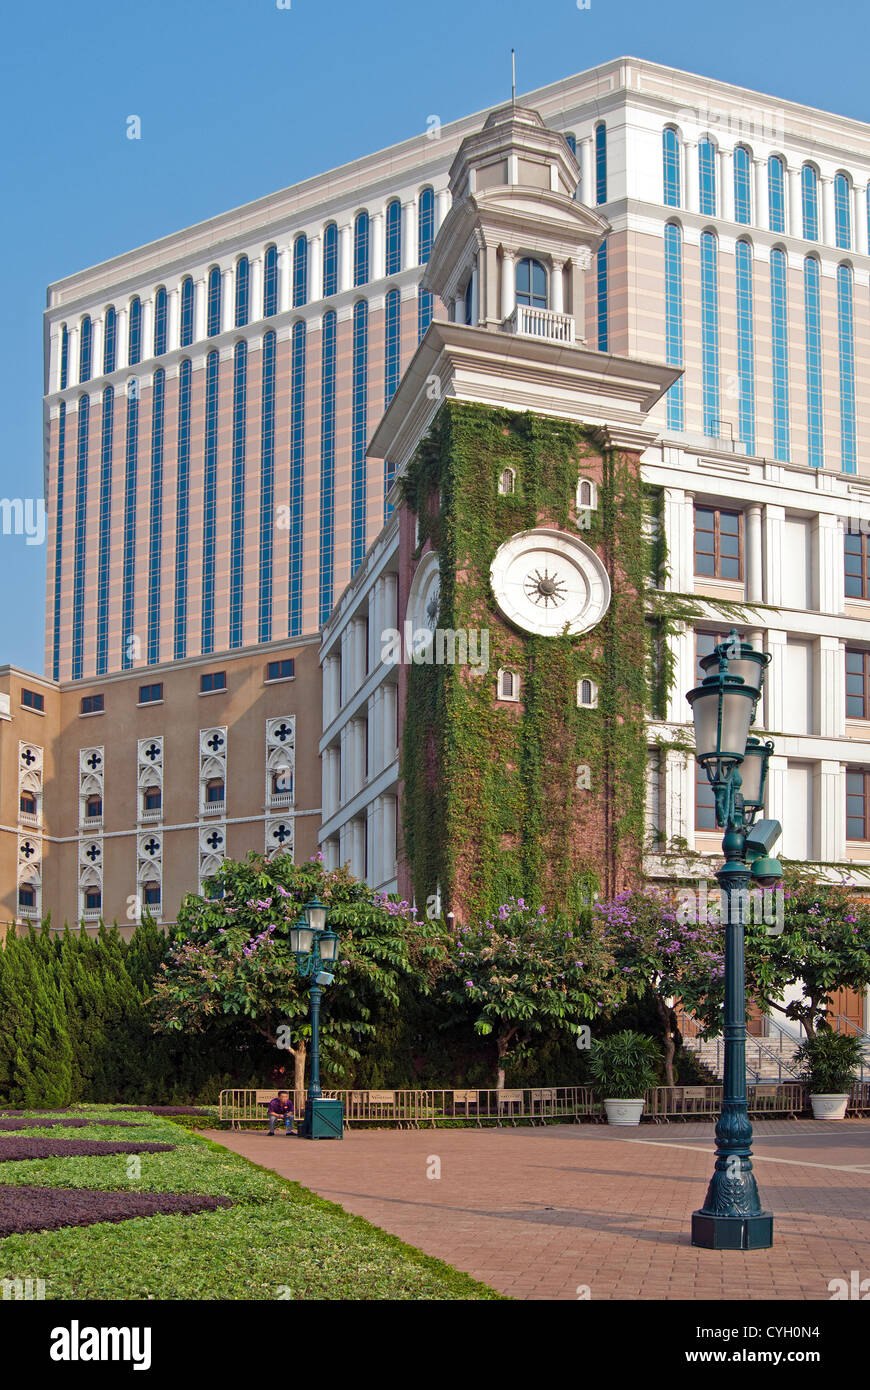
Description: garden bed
0,1138,174,1162
0,1185,232,1237
0,1118,141,1132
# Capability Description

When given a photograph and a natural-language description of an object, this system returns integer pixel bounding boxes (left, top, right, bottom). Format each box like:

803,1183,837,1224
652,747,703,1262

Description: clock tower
367,102,679,923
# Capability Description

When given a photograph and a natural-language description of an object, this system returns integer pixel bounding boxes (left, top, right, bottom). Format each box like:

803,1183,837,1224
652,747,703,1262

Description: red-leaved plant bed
117,1106,213,1115
0,1185,232,1237
0,1139,174,1162
0,1118,142,1132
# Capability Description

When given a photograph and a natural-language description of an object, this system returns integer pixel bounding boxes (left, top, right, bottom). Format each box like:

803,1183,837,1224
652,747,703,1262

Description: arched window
837,263,856,473
289,322,306,635
385,288,400,407
60,324,69,390
292,235,308,307
153,287,167,356
351,300,368,570
418,187,435,264
207,267,222,337
803,256,824,469
235,255,250,327
576,478,597,510
733,146,751,224
71,393,90,680
664,223,684,431
700,231,719,436
128,297,142,366
229,341,248,648
354,211,369,287
271,768,293,798
699,138,717,216
735,240,756,455
147,368,166,664
386,199,402,276
515,257,547,309
594,122,607,204
103,306,117,375
497,669,520,701
498,467,516,495
201,350,220,653
205,777,224,804
323,223,338,297
834,174,852,250
801,165,819,241
464,275,474,325
319,310,337,624
180,276,194,346
79,315,92,382
577,678,598,709
768,156,785,233
174,359,192,659
263,245,278,317
770,247,790,461
597,242,608,351
258,332,276,643
662,128,681,207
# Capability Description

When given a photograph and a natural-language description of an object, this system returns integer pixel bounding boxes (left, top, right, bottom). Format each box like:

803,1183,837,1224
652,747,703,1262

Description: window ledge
198,688,227,697
20,704,45,715
137,700,164,708
79,710,105,718
264,676,296,685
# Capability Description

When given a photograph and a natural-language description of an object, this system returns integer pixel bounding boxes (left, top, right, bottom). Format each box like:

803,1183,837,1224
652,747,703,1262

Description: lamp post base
691,1210,774,1250
299,1098,344,1140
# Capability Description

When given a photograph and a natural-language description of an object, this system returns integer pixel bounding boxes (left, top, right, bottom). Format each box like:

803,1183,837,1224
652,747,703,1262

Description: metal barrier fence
644,1082,807,1120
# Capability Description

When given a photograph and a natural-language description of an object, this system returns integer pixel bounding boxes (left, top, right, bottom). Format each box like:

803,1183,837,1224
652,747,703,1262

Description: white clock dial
490,528,611,637
406,551,441,656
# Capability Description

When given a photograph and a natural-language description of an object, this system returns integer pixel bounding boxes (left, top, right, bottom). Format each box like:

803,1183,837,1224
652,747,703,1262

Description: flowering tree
593,888,724,1087
444,898,621,1089
150,853,445,1091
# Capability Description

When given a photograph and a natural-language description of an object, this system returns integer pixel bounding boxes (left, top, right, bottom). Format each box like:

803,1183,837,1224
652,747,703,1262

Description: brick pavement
206,1118,870,1300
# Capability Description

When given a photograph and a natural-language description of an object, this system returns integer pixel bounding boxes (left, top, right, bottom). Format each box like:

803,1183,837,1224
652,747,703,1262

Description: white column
435,188,450,233
383,573,397,630
221,266,235,332
745,504,763,602
817,638,844,739
372,687,384,776
353,619,367,685
501,250,515,320
401,200,416,270
371,211,385,282
339,726,349,806
116,310,128,369
142,297,154,359
340,627,352,705
720,147,734,222
352,719,366,794
550,258,564,313
309,234,323,303
339,222,353,292
367,698,376,780
92,316,104,378
579,137,593,207
787,166,802,238
382,795,397,884
351,818,366,879
168,288,179,350
68,324,80,382
765,753,789,837
664,748,692,846
665,625,695,726
821,176,835,245
250,257,263,323
763,504,786,607
685,141,699,214
278,248,291,313
815,761,845,861
753,157,768,230
322,748,331,818
468,269,479,326
764,630,788,732
383,683,397,761
328,745,341,813
814,513,843,614
854,184,866,255
366,801,379,885
338,822,351,871
194,280,206,341
453,294,466,325
663,488,694,592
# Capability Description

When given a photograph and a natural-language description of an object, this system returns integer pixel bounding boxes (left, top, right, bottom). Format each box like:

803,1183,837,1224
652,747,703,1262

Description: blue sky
2,0,868,674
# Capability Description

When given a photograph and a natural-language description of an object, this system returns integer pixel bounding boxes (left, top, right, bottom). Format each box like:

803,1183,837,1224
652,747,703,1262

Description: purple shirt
267,1097,294,1116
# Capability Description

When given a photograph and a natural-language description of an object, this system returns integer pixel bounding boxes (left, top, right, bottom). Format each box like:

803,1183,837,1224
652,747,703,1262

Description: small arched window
79,315,93,382
263,245,278,317
153,287,168,356
768,156,785,233
60,323,69,389
103,306,117,375
576,478,597,511
733,146,752,225
235,255,250,327
323,223,338,297
128,297,142,366
180,276,194,346
577,678,598,709
662,128,681,207
516,257,547,309
272,768,293,797
699,138,717,217
497,669,520,701
292,235,308,307
594,122,607,204
801,165,819,241
354,211,370,286
498,467,516,495
386,199,402,276
207,267,222,337
834,173,852,250
418,186,435,264
205,777,224,804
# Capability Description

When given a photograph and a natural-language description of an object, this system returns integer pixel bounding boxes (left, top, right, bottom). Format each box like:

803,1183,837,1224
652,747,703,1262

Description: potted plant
794,1030,863,1120
587,1030,661,1126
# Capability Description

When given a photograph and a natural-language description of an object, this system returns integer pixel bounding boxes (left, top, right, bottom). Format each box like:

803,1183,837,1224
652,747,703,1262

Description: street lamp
686,630,782,1250
289,896,344,1140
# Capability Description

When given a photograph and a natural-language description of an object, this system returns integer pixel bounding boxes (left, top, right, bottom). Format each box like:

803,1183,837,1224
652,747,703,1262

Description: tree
150,852,445,1091
443,898,621,1089
593,888,724,1087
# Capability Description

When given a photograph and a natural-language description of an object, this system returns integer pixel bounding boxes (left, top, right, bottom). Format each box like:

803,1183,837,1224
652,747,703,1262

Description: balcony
269,790,294,809
504,305,575,345
80,815,103,831
139,807,162,824
18,811,40,828
201,799,225,817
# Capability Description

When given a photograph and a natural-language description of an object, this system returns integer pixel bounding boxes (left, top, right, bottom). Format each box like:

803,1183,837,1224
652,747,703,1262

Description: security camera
315,970,334,986
745,818,782,859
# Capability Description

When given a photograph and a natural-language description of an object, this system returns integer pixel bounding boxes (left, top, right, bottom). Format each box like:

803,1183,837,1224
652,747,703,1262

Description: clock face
489,528,611,637
406,551,441,656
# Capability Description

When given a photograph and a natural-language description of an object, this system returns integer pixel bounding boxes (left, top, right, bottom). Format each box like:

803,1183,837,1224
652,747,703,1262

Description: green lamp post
289,896,344,1140
687,631,783,1250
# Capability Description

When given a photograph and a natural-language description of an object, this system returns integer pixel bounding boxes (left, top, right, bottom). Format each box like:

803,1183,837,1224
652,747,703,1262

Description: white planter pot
603,1098,645,1126
809,1093,849,1121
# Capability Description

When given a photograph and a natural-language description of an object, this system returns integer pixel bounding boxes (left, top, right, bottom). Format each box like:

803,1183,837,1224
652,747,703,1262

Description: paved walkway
206,1119,870,1300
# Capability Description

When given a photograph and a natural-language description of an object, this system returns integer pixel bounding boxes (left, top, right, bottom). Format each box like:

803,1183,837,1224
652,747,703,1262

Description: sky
2,0,869,675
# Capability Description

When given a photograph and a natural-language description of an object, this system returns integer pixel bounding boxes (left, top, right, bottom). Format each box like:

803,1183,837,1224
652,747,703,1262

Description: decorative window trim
577,677,599,709
497,668,520,702
576,477,597,511
498,467,516,496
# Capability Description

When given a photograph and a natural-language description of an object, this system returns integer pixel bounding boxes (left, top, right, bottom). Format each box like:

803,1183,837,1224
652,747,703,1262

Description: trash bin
300,1098,344,1139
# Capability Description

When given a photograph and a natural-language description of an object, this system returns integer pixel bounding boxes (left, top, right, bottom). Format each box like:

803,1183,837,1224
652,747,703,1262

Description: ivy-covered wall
399,399,657,923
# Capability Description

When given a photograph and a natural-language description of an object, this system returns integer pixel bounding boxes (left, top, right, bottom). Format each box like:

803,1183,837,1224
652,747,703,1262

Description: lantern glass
289,923,315,956
700,638,769,693
306,897,328,934
318,929,339,962
740,738,767,808
688,678,756,764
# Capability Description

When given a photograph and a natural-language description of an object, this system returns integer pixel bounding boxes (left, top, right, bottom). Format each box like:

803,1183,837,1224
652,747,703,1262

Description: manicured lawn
0,1107,502,1300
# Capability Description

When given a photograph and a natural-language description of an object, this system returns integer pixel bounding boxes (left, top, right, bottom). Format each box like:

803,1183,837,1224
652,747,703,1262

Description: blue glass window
663,128,681,207
289,322,305,637
121,380,139,668
60,324,69,390
292,236,308,307
79,316,92,383
837,263,856,474
229,342,247,648
418,187,435,264
154,287,167,356
803,256,824,469
802,166,819,241
319,311,337,625
180,276,194,347
51,403,66,680
768,156,785,233
103,307,117,375
96,387,114,675
147,369,165,664
734,146,751,225
418,290,433,341
207,267,222,337
173,360,191,658
258,331,276,643
71,394,90,681
595,122,607,204
770,248,790,461
323,223,338,297
351,300,368,571
700,231,720,436
201,351,219,652
385,288,400,520
834,174,852,250
699,139,717,217
515,258,547,309
596,243,608,351
664,224,684,431
735,240,756,455
128,297,142,366
235,255,250,327
354,212,369,287
263,245,278,317
386,200,402,276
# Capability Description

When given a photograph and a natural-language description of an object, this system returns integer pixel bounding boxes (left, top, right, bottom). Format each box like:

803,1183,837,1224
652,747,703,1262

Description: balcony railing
80,815,103,830
269,790,293,809
504,304,576,344
139,807,162,824
201,799,225,816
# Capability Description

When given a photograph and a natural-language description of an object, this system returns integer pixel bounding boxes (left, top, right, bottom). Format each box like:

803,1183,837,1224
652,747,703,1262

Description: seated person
266,1090,295,1136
